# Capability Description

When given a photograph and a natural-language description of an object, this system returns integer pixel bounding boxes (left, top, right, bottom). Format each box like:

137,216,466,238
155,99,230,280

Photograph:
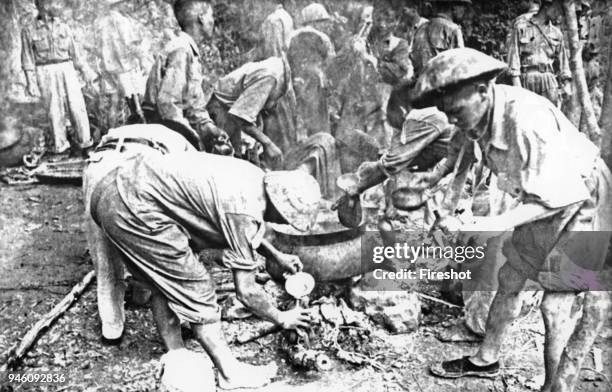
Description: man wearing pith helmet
413,48,611,392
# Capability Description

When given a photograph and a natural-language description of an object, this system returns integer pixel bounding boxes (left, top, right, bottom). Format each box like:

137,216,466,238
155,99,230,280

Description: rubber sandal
430,356,500,379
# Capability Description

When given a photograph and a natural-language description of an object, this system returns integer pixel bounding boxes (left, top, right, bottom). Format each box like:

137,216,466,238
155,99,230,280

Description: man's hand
263,142,283,170
274,253,303,274
561,80,572,101
83,68,98,85
200,122,227,139
26,82,38,97
331,191,358,211
435,215,464,234
277,307,312,330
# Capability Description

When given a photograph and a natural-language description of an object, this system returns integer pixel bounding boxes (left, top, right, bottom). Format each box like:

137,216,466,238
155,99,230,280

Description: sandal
430,356,500,379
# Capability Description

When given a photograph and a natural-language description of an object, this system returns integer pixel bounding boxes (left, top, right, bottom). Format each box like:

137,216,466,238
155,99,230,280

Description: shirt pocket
55,29,71,53
31,33,50,54
545,36,561,58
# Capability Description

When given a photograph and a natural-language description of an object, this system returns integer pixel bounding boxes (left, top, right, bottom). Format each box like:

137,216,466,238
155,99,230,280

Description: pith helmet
412,48,507,109
301,3,331,24
264,170,322,232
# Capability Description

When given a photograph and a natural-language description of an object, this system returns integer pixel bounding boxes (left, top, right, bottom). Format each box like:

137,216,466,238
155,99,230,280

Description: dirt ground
0,182,611,392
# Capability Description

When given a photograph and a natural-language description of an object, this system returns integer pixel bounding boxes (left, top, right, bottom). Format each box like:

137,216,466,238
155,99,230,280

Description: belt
94,137,169,154
36,59,71,66
521,64,554,74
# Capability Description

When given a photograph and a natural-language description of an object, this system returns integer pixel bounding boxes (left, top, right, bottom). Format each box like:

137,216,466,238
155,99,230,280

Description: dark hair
173,0,211,29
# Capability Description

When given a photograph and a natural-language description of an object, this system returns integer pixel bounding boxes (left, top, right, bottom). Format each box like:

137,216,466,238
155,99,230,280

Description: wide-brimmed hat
264,170,321,232
412,48,507,109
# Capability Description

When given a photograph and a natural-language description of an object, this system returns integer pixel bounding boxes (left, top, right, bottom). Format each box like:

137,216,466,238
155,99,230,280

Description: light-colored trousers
36,62,93,153
83,144,159,339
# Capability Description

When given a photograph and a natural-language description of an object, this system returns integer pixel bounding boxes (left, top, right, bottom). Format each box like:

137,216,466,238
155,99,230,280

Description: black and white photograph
0,0,611,391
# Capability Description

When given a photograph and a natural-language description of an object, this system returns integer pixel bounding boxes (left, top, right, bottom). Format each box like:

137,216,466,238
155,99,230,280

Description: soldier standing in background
142,0,226,151
288,3,336,137
94,1,147,132
258,2,299,155
506,0,572,106
385,0,467,132
410,0,468,78
21,0,96,156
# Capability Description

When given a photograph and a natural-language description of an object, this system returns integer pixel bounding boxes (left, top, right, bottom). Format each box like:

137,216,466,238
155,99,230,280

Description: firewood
0,270,95,372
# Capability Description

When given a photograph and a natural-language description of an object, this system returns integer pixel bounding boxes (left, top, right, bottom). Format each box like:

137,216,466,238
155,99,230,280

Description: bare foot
218,362,278,390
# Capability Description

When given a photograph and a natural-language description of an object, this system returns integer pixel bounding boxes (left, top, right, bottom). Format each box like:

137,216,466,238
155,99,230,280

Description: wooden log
0,270,95,372
286,345,332,371
235,323,281,344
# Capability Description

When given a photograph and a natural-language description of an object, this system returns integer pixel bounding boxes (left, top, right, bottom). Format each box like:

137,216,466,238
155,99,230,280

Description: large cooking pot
268,217,381,282
0,124,37,168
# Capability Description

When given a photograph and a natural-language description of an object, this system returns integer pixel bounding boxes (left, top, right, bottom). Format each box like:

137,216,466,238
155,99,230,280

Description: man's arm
506,24,523,87
21,27,37,96
233,269,311,329
475,202,563,232
230,115,283,169
67,26,96,83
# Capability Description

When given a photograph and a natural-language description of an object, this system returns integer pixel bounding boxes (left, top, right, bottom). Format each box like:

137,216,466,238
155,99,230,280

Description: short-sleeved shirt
410,14,464,77
450,85,598,209
507,16,571,79
380,107,451,175
21,17,86,71
95,10,142,75
212,57,289,124
260,5,294,57
115,152,267,270
143,32,213,129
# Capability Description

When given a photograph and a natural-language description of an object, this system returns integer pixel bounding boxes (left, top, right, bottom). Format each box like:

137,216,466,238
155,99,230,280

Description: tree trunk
563,0,601,145
600,7,612,170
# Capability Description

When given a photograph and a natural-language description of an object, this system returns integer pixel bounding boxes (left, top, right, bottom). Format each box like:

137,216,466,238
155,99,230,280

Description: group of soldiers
18,0,612,391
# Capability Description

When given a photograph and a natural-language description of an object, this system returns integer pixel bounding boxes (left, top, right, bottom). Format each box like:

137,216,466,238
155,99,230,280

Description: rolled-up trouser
520,71,560,106
36,61,93,153
506,158,612,291
90,171,220,325
83,142,170,339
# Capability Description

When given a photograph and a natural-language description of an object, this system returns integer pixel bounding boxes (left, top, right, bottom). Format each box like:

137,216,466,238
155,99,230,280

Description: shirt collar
37,15,56,26
177,31,200,57
434,13,452,22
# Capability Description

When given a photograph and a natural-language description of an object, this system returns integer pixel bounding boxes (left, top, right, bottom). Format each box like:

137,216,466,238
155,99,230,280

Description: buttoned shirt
115,152,267,271
95,10,143,75
410,14,464,77
449,85,598,209
21,16,87,71
212,56,289,124
143,32,213,129
507,16,571,79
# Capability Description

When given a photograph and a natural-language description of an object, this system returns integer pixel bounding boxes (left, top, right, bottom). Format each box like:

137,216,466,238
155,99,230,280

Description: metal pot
268,219,378,282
